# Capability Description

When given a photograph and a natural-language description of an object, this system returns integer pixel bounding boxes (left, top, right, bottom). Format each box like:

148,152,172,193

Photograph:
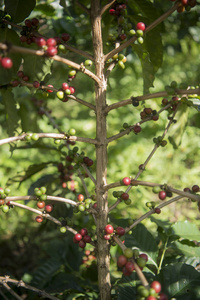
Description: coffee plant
0,0,200,299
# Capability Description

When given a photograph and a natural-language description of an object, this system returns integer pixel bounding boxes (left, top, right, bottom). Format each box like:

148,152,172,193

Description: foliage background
0,0,200,299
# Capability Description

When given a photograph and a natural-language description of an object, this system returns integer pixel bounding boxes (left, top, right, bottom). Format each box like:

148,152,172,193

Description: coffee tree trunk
91,1,111,299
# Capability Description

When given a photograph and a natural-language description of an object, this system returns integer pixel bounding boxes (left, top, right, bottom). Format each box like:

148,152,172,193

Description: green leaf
34,3,55,16
1,89,20,136
168,103,189,149
172,240,200,257
171,221,200,241
157,263,200,299
5,0,36,23
23,55,52,83
125,223,158,266
0,28,22,85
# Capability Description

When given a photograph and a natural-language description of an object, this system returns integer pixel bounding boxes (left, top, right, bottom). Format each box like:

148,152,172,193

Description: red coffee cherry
125,261,135,272
133,125,142,133
77,194,84,202
45,204,53,213
74,233,82,242
121,193,129,200
1,57,13,69
150,281,161,293
46,46,58,57
46,38,57,47
122,177,131,185
79,228,88,236
35,215,43,223
159,190,167,200
136,22,146,31
61,33,70,42
155,207,161,214
36,37,46,47
104,224,114,234
37,200,45,209
117,255,128,267
79,240,86,248
115,226,125,236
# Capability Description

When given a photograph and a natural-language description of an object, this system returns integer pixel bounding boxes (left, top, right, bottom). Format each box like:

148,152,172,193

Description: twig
113,236,149,287
104,2,180,61
75,0,90,14
0,43,100,84
0,133,97,146
105,88,200,113
101,0,116,16
81,163,96,184
1,282,22,300
0,276,59,300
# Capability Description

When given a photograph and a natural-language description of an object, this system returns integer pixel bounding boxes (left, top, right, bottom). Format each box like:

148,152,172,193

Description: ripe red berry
146,296,157,300
116,226,125,236
46,46,57,57
45,204,53,213
69,86,75,94
61,33,70,42
11,80,20,87
155,207,161,214
87,159,93,167
74,233,82,242
122,177,131,186
150,281,161,293
79,240,86,248
31,18,39,27
159,293,168,300
79,228,88,236
36,37,46,47
136,22,146,31
159,191,167,200
46,38,57,47
120,33,127,41
62,82,69,90
35,215,43,223
37,200,45,209
104,234,111,240
77,194,84,202
109,9,116,15
23,75,29,82
121,193,129,200
117,255,127,267
1,57,13,69
125,261,135,272
104,224,114,234
25,19,32,28
122,266,132,276
192,184,199,193
17,71,24,78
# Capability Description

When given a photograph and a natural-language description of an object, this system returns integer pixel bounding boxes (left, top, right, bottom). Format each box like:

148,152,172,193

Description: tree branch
104,2,180,61
0,43,100,84
75,0,90,14
105,88,200,113
100,0,116,16
0,133,97,146
0,276,59,300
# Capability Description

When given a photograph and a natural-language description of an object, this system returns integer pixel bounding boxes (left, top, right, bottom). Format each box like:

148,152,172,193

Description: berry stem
157,236,169,274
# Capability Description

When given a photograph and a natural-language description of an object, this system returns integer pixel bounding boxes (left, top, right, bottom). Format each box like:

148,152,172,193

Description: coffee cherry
79,228,88,236
36,37,46,47
137,37,144,44
122,266,132,276
121,192,129,200
2,205,9,213
123,248,133,258
155,207,161,214
118,60,125,69
46,46,57,57
56,91,64,100
85,60,93,67
192,185,199,193
125,261,135,273
116,226,125,236
45,204,53,213
136,257,147,267
146,296,157,300
11,80,20,87
31,133,39,141
0,199,5,205
139,253,148,262
35,215,43,223
133,125,142,133
79,240,86,248
1,57,13,69
150,281,161,293
124,199,132,205
122,177,131,185
83,235,91,243
68,69,76,77
46,38,57,47
74,233,82,242
34,188,42,197
77,194,84,202
22,75,29,82
137,286,149,297
136,22,146,31
104,234,111,240
62,82,69,90
60,226,67,233
78,204,85,212
40,194,47,201
33,81,40,88
69,86,75,94
104,224,114,234
37,200,45,209
120,33,127,40
68,128,76,135
117,255,127,267
159,293,168,300
159,190,167,200
61,33,70,41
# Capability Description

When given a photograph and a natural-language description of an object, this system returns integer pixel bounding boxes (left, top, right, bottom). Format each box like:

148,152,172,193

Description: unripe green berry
137,37,144,44
123,248,133,258
60,226,67,233
136,30,144,37
84,60,93,67
56,91,64,100
118,61,125,69
31,133,39,141
40,194,47,201
68,128,76,136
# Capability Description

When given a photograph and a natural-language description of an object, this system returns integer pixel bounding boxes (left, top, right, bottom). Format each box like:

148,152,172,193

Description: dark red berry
1,57,13,69
83,235,91,243
155,207,161,214
104,224,114,234
159,293,168,300
133,125,141,133
22,75,29,82
79,228,88,236
31,18,39,27
17,71,24,78
122,266,132,276
35,215,43,223
125,261,135,272
87,159,93,167
120,34,127,41
11,80,20,87
33,81,40,88
25,19,32,28
192,185,199,193
117,255,127,267
46,38,57,47
36,37,46,47
121,193,129,200
159,191,166,200
79,240,86,248
116,226,125,236
61,33,70,42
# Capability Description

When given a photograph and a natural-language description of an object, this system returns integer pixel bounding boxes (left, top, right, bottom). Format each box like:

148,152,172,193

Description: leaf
1,89,20,136
168,103,189,149
23,54,52,83
171,221,200,241
0,28,22,85
5,0,36,23
157,263,200,299
171,240,200,257
34,3,55,16
125,223,158,266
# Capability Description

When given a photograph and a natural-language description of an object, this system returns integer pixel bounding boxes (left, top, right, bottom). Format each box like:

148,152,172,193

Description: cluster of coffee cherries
19,18,40,45
129,22,146,45
140,107,159,122
24,132,40,142
82,249,96,266
0,56,13,69
153,136,167,147
0,187,11,213
34,186,53,223
120,122,142,135
104,224,126,240
112,177,132,206
73,228,92,249
170,0,197,13
136,281,168,300
111,53,127,70
183,185,200,210
117,248,148,276
73,194,96,213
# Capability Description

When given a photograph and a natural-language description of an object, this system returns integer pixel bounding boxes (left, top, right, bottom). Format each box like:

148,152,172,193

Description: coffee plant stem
157,237,169,275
